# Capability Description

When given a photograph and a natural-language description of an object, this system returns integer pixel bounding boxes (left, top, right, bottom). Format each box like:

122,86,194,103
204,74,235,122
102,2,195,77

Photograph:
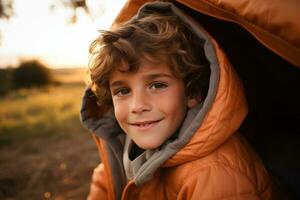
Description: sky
0,0,126,68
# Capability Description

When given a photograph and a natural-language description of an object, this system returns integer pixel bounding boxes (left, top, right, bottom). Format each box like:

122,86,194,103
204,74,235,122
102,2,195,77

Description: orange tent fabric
114,0,300,67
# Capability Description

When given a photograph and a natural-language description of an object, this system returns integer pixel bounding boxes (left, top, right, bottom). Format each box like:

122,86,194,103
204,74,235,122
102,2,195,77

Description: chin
135,140,163,150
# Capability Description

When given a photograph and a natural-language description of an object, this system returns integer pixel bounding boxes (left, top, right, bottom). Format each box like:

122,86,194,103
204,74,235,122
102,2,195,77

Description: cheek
112,100,127,123
156,89,187,117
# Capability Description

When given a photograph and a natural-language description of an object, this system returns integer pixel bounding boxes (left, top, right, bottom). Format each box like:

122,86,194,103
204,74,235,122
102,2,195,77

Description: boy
81,2,275,199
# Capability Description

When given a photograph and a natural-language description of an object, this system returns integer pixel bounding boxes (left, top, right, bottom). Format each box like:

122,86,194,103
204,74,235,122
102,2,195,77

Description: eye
113,88,130,97
150,82,168,90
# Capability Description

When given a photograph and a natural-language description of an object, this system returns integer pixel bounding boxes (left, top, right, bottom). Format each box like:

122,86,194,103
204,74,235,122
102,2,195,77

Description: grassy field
0,68,99,200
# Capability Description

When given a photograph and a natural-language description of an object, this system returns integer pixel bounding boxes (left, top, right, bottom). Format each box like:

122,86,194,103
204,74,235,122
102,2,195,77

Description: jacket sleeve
177,164,263,200
87,163,109,200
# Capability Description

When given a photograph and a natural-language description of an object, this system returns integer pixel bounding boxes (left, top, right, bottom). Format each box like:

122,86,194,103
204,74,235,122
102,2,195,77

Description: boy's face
109,59,195,150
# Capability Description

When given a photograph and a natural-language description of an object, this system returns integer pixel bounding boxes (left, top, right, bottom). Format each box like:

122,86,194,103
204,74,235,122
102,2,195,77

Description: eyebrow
147,73,174,80
109,73,174,88
109,80,127,88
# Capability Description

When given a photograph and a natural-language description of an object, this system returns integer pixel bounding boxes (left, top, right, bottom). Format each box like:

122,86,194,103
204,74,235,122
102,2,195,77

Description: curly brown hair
88,10,210,106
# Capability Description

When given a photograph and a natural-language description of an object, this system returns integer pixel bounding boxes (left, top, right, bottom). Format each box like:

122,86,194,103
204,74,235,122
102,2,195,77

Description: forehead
109,58,177,84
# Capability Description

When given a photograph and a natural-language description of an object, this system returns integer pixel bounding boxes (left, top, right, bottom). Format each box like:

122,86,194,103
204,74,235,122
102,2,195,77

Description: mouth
128,119,162,130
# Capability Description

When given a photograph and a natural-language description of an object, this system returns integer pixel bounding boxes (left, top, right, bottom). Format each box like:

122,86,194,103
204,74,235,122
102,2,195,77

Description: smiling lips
128,119,162,130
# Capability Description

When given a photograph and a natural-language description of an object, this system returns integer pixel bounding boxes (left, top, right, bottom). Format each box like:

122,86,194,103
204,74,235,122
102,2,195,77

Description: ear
187,98,199,108
187,90,203,108
187,91,203,108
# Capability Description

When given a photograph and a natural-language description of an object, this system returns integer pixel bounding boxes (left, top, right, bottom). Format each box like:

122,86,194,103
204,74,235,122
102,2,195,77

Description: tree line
0,60,53,95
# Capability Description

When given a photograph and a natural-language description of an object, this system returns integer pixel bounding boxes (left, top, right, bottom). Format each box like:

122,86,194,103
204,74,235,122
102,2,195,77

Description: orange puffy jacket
80,1,280,199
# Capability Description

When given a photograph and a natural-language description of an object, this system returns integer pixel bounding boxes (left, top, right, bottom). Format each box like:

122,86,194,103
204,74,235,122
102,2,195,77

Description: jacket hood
80,2,248,186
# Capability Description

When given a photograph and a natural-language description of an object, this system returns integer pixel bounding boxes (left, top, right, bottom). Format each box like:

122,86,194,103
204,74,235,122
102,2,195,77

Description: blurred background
0,0,125,199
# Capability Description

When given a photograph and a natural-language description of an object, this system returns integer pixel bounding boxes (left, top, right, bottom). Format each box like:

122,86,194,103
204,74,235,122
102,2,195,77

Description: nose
131,90,151,114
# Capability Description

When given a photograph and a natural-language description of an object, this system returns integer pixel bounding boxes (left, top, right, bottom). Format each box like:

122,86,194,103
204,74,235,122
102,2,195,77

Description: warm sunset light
0,0,126,68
